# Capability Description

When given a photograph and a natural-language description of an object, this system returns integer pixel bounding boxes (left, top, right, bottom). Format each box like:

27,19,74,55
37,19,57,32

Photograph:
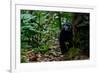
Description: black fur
59,23,72,54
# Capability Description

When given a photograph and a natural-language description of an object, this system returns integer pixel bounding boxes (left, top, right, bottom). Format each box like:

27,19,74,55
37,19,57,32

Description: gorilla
59,23,73,54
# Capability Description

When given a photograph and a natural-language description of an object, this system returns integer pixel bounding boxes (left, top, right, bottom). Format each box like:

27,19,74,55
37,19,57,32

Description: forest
21,10,90,63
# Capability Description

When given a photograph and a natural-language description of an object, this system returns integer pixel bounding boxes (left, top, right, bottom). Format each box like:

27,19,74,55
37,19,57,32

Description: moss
64,48,80,60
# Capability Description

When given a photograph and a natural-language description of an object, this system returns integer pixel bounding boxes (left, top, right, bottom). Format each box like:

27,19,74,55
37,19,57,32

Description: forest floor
26,42,65,62
21,41,89,63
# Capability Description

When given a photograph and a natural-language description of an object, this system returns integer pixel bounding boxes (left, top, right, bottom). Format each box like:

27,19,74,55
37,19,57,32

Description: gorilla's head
62,22,72,31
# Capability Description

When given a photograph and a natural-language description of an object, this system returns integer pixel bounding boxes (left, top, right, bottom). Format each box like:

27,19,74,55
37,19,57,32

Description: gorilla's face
63,24,72,31
63,24,68,31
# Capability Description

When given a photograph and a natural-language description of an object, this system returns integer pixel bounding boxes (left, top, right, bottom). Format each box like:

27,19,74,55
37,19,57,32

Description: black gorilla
59,23,73,54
